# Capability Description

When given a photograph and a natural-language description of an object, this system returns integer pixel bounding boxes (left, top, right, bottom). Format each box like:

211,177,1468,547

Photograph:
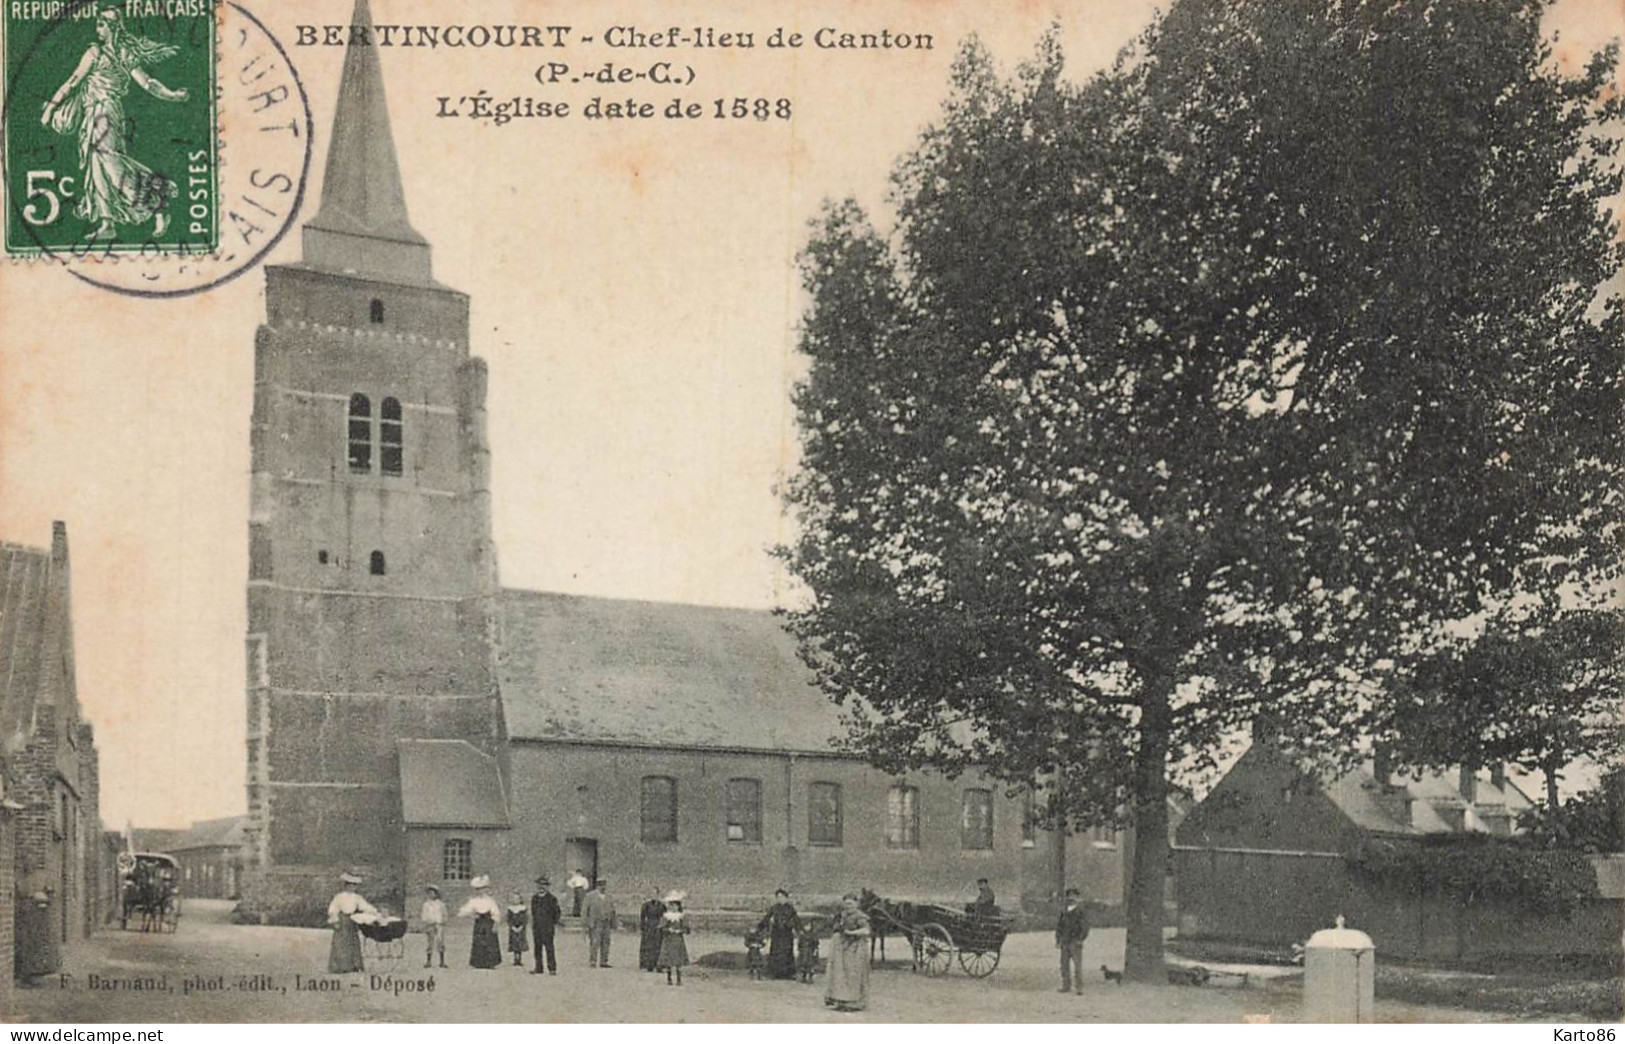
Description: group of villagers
325,872,876,1011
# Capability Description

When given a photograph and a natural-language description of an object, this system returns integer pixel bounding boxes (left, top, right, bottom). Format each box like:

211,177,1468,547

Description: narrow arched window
369,298,384,324
347,394,372,472
369,550,386,576
380,397,403,476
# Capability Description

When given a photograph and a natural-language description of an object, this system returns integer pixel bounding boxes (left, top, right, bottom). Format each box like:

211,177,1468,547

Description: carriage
117,851,181,933
860,893,1016,978
356,915,409,970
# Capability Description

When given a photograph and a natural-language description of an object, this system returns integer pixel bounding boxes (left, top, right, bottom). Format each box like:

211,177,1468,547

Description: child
744,928,767,980
420,885,447,969
657,892,690,986
796,917,822,983
506,893,530,967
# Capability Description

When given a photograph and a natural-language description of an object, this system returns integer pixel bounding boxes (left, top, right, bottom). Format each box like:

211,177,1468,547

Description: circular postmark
1,0,311,297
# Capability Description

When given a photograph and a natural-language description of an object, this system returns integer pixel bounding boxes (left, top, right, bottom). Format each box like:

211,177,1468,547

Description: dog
1101,964,1123,985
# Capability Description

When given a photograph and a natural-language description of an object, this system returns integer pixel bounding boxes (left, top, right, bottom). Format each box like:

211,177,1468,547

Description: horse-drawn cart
862,895,1016,978
117,851,181,933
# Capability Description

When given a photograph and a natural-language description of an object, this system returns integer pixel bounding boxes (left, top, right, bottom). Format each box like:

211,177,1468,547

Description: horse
120,860,175,931
858,889,922,968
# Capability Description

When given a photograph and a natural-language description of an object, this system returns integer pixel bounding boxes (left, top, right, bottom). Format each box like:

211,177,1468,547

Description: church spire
302,0,433,284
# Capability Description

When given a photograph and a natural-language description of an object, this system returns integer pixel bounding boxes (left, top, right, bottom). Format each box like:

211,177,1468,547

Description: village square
2,0,1623,1026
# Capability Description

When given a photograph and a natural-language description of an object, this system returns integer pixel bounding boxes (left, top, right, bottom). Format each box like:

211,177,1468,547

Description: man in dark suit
1055,886,1090,994
530,875,562,974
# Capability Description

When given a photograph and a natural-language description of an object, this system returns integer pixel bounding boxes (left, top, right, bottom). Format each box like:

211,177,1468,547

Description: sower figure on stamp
39,8,189,240
420,885,447,969
582,877,616,968
530,875,561,975
1055,887,1090,995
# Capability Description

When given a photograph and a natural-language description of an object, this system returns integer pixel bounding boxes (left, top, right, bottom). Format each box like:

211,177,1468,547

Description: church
239,0,1123,925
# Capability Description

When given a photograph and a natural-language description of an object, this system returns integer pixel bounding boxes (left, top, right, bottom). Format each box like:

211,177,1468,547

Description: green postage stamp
4,0,217,256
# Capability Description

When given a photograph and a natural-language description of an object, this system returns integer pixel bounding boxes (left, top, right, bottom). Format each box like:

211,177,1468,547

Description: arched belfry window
369,550,386,576
380,397,403,476
347,394,372,472
370,298,384,324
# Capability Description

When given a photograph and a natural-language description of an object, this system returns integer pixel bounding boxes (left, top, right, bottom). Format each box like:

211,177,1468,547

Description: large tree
781,0,1624,980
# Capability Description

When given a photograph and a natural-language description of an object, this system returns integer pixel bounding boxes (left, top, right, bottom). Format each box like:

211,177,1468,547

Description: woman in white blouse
326,871,377,973
458,875,505,969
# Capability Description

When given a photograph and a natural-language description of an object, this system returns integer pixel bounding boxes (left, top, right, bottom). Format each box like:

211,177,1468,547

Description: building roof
129,827,190,854
170,815,248,852
398,739,509,828
496,589,849,754
1325,764,1531,836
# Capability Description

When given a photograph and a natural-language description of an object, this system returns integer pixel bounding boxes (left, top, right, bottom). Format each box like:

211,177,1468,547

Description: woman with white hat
326,871,377,973
656,890,690,986
457,875,504,969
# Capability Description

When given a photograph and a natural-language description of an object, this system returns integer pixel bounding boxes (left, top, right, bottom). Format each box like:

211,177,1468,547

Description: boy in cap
421,885,447,968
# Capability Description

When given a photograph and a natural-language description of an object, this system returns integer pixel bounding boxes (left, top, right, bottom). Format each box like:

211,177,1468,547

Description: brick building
0,523,102,983
238,0,1125,926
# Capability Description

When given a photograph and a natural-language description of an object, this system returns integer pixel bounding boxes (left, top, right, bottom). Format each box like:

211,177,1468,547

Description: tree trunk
1124,684,1171,983
1544,757,1561,812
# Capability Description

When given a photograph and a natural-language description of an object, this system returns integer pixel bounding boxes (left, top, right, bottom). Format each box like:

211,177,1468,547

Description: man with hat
1054,886,1090,995
420,885,448,969
581,877,617,968
530,875,562,974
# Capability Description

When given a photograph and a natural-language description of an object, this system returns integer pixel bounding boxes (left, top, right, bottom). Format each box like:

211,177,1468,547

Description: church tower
240,0,505,922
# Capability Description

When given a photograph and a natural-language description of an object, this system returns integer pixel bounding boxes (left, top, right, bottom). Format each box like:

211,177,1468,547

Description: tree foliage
1348,834,1600,917
781,0,1625,980
1519,766,1625,852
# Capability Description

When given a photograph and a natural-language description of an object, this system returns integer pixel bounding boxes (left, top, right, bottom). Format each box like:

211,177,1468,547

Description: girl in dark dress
657,892,690,986
506,893,530,966
757,888,799,980
638,891,666,971
458,875,504,969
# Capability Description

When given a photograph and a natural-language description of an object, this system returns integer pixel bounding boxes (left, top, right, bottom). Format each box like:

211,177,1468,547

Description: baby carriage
356,913,409,971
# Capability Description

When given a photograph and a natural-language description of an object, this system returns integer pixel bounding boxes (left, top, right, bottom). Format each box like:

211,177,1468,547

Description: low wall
1175,846,1625,963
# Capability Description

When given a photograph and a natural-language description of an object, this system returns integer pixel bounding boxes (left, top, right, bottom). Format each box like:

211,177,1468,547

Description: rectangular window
808,782,842,846
442,838,472,880
641,776,678,843
380,398,403,476
726,778,762,842
961,788,994,850
886,785,919,848
1090,823,1117,847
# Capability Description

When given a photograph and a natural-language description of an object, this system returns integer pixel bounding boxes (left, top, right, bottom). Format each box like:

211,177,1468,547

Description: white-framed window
443,838,473,880
961,788,993,850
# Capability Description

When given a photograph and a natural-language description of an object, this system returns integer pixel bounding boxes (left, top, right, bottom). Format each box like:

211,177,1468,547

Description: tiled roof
1327,765,1533,836
398,739,509,828
129,828,190,853
495,589,849,754
170,815,248,852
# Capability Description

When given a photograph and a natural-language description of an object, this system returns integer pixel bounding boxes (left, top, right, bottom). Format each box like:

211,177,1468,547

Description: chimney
1458,765,1477,805
1373,746,1392,787
1250,713,1279,745
51,519,68,563
1489,763,1506,791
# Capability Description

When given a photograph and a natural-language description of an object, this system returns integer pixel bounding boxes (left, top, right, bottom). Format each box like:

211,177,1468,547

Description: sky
0,0,1619,831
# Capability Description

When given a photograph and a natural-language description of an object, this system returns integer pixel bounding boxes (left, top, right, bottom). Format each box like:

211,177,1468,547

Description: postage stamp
3,0,218,257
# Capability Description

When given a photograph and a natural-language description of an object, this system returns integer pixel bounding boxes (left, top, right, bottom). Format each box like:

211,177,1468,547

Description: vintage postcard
1,0,1621,1026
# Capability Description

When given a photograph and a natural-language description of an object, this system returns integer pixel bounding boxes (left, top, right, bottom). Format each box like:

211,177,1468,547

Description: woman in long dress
38,9,189,240
824,893,871,1012
656,893,690,986
757,888,799,980
326,872,376,974
638,890,665,972
458,876,504,969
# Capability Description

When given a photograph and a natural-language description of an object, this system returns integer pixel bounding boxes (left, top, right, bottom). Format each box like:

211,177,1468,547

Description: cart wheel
916,923,954,977
958,948,1000,978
